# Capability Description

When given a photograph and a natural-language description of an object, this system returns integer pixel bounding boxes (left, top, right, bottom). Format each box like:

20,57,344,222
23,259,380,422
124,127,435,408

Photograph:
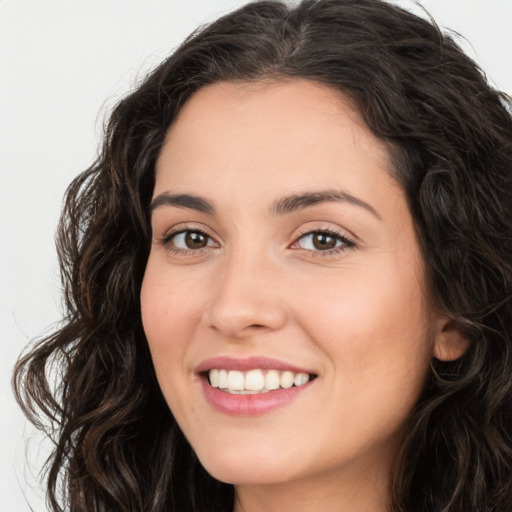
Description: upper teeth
208,369,310,394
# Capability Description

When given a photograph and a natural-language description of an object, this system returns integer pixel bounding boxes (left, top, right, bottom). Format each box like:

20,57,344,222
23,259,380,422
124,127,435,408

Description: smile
196,357,317,415
208,368,311,394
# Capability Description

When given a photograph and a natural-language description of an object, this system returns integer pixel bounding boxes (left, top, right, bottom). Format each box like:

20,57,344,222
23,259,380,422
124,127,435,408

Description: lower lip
200,377,314,416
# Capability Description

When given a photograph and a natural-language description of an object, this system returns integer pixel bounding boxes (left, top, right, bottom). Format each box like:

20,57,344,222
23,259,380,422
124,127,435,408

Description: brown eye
295,230,352,252
312,233,337,250
185,231,208,248
168,230,215,250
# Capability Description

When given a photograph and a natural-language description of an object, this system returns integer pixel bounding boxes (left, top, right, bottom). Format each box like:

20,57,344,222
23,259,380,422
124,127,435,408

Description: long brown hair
13,1,512,511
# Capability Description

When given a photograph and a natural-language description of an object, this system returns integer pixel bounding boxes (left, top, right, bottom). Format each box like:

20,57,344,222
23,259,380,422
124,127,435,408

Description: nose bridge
205,240,287,338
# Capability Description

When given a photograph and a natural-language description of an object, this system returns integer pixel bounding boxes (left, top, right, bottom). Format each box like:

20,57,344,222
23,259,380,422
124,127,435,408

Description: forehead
154,79,398,208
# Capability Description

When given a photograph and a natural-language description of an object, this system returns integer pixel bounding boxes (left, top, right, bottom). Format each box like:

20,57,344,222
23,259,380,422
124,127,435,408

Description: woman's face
141,80,450,491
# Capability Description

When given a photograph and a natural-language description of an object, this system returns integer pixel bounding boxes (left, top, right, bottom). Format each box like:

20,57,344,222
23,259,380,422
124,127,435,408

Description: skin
141,79,465,512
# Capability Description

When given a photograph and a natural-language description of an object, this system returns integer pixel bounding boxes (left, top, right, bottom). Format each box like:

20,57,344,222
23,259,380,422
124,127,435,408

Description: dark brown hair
13,1,512,511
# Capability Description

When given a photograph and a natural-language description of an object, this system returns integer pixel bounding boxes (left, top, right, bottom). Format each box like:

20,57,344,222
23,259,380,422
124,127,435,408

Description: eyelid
289,226,356,254
158,223,220,251
155,222,356,256
158,221,213,240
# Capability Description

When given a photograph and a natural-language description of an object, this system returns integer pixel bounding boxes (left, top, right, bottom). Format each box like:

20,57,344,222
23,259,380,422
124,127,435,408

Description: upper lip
195,356,316,375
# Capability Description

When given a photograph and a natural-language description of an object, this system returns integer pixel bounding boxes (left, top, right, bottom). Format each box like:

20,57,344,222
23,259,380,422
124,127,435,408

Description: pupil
185,231,207,248
313,233,336,250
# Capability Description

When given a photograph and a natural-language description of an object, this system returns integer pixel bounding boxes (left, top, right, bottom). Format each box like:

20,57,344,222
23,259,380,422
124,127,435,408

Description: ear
432,316,470,361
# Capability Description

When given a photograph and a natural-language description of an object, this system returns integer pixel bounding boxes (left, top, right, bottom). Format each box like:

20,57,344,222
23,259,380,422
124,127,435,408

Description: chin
204,463,295,486
195,443,303,486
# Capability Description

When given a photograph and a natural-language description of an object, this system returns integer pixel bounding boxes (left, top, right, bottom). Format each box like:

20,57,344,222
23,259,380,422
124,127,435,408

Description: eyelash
159,225,215,256
292,228,355,256
158,226,355,256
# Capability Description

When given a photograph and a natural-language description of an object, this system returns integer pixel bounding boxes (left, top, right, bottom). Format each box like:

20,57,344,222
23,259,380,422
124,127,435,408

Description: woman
13,0,512,511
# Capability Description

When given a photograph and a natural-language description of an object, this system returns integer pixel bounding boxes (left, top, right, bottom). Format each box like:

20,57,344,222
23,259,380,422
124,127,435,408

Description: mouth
205,368,315,394
196,356,317,415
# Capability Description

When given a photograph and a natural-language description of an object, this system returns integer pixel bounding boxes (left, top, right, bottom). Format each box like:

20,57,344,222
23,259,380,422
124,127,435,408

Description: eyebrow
149,189,381,219
149,193,215,215
271,190,381,219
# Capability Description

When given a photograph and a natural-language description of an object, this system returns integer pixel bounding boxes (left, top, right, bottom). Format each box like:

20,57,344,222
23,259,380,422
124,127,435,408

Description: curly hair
13,1,512,511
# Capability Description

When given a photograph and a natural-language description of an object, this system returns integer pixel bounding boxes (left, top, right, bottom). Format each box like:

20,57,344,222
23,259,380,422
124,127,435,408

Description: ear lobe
432,317,470,361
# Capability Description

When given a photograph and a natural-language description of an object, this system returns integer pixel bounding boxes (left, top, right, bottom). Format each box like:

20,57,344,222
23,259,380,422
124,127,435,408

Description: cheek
140,263,202,389
299,276,431,453
295,263,433,392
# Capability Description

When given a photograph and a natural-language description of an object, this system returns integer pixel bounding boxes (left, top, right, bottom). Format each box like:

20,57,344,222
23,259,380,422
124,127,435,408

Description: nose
204,250,288,340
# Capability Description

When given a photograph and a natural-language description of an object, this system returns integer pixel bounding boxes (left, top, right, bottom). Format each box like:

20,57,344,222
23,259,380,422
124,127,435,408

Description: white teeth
227,370,245,391
209,369,219,387
245,369,265,391
294,373,310,386
265,370,280,390
207,368,312,393
280,371,294,389
218,369,228,389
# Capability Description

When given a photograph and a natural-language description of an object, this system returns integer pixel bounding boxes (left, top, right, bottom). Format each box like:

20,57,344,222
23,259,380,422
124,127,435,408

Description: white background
1,1,511,511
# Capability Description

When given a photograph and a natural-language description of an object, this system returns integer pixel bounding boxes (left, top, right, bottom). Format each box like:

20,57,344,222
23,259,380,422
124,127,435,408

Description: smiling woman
142,80,447,503
12,1,512,512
